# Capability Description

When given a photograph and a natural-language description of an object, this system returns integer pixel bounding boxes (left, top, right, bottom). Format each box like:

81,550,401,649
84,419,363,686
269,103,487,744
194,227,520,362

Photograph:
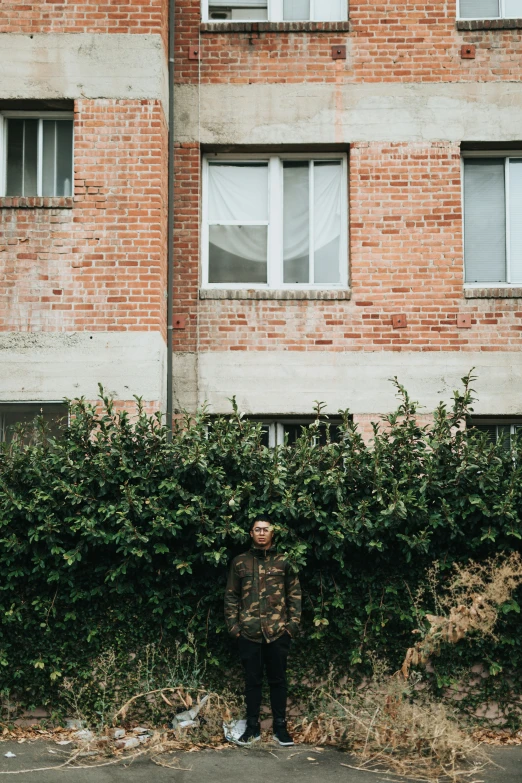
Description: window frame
467,419,522,448
457,0,521,19
202,0,348,23
0,401,68,443
201,152,349,291
0,111,74,198
462,150,522,288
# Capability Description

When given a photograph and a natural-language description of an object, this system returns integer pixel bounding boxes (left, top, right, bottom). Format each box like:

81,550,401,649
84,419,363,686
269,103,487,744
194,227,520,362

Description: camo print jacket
224,548,301,644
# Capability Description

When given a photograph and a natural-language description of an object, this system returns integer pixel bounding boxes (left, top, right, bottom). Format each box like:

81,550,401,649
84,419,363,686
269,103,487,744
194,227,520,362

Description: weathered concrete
175,81,522,144
0,332,167,407
0,34,168,106
173,351,522,415
0,741,520,783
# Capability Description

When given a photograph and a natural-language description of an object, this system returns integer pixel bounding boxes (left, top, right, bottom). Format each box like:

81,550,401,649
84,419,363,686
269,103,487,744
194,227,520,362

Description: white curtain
209,164,268,223
208,164,268,281
509,159,522,283
316,0,344,21
504,0,522,17
459,0,499,17
464,159,506,283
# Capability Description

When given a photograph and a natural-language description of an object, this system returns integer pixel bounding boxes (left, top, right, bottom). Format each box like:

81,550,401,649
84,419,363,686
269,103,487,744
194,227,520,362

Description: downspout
166,0,175,441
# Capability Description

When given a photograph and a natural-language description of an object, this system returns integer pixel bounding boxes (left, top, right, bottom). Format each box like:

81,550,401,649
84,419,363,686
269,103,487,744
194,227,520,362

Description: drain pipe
166,0,175,441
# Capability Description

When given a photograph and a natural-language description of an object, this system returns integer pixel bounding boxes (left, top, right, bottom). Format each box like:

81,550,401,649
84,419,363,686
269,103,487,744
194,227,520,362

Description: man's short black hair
250,514,272,531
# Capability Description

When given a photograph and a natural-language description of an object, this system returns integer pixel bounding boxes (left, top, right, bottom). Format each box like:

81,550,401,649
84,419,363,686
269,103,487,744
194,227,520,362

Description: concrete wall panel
175,82,522,145
0,34,168,105
0,332,167,406
177,351,522,416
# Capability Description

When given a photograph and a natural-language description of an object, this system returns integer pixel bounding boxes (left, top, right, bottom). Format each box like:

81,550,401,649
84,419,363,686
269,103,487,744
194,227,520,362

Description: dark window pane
23,119,38,196
0,404,67,444
209,226,268,284
56,120,74,196
6,119,24,196
42,120,56,196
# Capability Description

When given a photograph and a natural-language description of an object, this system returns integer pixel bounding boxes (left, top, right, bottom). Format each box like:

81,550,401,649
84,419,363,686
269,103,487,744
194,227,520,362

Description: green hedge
0,375,521,719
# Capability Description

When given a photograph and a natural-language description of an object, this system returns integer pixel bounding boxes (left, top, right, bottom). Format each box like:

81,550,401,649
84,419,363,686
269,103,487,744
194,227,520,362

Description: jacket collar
250,546,273,559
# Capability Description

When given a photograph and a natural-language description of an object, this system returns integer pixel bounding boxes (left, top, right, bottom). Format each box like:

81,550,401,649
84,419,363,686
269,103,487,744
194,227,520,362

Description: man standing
224,514,301,747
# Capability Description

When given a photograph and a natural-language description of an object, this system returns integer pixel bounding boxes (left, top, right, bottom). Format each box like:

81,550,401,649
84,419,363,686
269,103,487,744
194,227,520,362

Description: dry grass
294,666,490,782
402,553,522,679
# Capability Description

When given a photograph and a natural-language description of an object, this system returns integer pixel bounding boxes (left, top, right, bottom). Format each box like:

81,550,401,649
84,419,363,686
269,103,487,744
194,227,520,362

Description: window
251,419,345,447
458,0,522,18
0,403,67,443
0,113,74,197
202,154,348,289
204,0,347,22
468,420,522,450
463,155,522,285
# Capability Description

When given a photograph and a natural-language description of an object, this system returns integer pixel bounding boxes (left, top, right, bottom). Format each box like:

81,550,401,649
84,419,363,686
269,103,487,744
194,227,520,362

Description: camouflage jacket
224,548,301,644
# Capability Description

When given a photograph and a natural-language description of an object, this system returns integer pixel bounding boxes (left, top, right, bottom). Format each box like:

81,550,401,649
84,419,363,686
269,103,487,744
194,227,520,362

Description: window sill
464,286,522,299
457,18,522,30
200,21,352,34
200,288,351,300
0,197,74,209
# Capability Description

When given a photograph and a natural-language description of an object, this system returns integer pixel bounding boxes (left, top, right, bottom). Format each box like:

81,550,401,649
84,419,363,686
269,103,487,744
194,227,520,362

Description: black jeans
238,632,292,722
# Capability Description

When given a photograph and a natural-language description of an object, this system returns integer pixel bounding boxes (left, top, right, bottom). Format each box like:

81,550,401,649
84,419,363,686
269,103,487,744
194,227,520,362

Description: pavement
0,740,521,782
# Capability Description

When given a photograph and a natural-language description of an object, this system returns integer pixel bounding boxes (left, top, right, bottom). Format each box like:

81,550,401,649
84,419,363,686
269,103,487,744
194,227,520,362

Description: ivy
0,376,521,719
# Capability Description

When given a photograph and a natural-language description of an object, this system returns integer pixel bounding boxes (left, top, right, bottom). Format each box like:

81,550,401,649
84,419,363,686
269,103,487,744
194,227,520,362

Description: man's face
250,520,273,549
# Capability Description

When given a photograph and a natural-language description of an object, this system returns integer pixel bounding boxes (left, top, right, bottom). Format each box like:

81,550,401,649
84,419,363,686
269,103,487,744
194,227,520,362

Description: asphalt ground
0,740,521,783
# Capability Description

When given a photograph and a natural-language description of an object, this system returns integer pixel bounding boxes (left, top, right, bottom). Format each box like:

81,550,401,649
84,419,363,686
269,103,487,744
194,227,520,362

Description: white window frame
202,0,348,23
0,111,74,198
457,0,520,19
202,153,349,290
462,150,522,288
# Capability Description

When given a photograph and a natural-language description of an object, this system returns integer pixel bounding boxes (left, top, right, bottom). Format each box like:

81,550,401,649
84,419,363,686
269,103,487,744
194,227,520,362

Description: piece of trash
171,694,209,730
223,719,246,743
4,752,16,758
307,757,317,761
56,740,73,746
111,729,126,740
48,750,57,755
131,727,150,735
115,737,140,750
65,719,84,730
73,729,94,742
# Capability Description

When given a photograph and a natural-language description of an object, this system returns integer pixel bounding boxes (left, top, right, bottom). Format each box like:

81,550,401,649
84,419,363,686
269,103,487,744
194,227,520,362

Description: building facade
1,1,522,440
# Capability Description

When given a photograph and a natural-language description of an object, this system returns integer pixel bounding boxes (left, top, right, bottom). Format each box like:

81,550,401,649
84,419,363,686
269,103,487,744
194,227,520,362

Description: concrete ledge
0,332,166,406
464,287,522,298
0,34,168,106
193,351,522,416
0,197,73,210
175,82,522,145
200,21,352,33
457,18,522,30
199,288,352,300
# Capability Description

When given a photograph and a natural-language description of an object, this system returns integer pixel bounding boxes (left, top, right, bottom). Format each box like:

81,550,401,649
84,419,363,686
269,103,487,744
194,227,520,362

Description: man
224,514,301,747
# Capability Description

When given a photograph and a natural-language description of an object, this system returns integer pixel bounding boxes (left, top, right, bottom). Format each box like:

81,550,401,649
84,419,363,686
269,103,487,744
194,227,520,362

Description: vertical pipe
166,0,175,441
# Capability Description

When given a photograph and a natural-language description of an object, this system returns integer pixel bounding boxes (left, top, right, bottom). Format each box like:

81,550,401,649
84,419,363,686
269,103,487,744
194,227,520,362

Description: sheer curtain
208,163,269,284
464,159,506,283
283,0,344,20
459,0,499,17
283,161,341,284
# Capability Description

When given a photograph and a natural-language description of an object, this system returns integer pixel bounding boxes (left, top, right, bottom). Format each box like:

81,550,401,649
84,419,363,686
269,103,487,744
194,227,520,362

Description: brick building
1,1,522,442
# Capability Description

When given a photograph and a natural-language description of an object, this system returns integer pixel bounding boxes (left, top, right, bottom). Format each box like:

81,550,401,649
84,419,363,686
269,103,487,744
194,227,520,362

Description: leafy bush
0,375,521,720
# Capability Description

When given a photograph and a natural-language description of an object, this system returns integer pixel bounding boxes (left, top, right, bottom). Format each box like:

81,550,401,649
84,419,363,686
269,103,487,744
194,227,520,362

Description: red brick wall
0,99,167,335
174,0,522,85
173,143,200,352
175,142,522,355
0,0,167,41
